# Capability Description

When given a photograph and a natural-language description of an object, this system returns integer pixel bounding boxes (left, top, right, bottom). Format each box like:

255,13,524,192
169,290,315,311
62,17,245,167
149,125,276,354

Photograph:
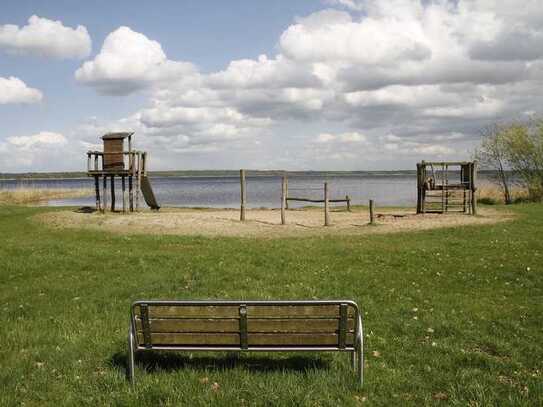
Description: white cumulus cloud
7,131,66,149
0,15,91,59
0,131,70,170
0,76,43,104
75,26,195,95
280,9,431,65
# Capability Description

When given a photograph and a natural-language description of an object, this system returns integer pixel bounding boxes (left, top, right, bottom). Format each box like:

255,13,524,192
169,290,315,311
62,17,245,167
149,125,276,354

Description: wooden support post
346,195,351,212
416,163,422,214
94,175,101,212
471,162,478,215
141,152,145,175
87,153,91,172
130,151,136,212
240,169,246,221
444,164,449,212
369,199,375,225
141,152,147,175
422,161,427,214
129,176,133,212
441,164,445,213
324,182,330,226
143,152,148,175
94,154,99,171
281,175,287,225
102,175,108,213
110,176,115,212
136,153,141,212
122,176,127,213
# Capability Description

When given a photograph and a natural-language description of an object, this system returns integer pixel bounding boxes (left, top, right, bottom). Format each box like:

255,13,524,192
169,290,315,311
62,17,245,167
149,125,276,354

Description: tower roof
102,132,134,140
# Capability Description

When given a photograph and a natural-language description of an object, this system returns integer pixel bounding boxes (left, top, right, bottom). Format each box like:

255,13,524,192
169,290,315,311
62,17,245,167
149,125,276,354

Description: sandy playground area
36,206,513,238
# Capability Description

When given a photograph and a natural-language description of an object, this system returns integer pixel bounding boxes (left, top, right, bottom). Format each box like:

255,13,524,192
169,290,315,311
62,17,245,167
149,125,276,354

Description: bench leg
357,343,363,387
356,314,364,387
128,325,135,385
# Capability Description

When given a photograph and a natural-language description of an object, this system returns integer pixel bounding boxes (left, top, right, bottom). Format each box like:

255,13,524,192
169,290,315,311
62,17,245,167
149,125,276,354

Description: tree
475,118,543,203
474,124,512,204
502,119,543,201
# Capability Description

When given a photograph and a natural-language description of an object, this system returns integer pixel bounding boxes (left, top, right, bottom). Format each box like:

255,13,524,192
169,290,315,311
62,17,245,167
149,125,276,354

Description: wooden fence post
240,169,246,221
324,182,330,226
369,199,375,225
346,195,351,212
281,176,287,225
285,175,289,210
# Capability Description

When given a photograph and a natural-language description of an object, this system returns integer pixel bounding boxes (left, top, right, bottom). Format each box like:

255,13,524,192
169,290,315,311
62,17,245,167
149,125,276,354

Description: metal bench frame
128,299,364,387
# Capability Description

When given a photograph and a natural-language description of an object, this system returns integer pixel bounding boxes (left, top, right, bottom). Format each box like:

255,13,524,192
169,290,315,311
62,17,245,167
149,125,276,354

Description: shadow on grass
111,350,331,375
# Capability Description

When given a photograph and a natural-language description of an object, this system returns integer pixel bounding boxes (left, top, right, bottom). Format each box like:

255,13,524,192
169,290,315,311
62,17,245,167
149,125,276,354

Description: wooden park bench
128,300,364,386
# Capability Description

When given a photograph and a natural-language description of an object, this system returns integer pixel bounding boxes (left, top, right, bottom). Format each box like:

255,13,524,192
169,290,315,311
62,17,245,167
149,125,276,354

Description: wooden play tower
86,132,153,213
416,161,477,215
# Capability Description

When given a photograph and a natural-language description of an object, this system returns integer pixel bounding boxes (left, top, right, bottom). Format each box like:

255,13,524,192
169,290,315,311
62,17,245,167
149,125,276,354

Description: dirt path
36,206,513,238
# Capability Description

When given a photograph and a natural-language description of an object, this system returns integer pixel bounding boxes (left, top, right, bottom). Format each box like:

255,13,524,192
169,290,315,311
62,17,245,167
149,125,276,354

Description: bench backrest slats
145,304,356,319
133,302,358,349
148,305,239,318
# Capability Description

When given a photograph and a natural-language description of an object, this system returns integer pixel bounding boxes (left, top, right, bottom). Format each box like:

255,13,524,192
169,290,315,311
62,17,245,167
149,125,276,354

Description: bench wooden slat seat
128,300,364,387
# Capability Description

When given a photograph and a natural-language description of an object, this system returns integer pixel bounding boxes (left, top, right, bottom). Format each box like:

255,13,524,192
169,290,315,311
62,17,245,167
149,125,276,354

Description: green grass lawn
1,205,542,406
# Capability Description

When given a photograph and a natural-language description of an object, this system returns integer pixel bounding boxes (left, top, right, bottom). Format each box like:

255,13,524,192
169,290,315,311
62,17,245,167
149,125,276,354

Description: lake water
0,172,492,209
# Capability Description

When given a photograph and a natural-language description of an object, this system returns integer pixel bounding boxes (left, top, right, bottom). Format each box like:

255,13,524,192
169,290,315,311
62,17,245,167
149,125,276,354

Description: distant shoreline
0,169,421,181
1,169,505,181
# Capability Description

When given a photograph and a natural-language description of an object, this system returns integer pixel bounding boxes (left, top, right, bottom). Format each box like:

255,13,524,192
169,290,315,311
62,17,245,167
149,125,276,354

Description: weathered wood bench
128,300,364,386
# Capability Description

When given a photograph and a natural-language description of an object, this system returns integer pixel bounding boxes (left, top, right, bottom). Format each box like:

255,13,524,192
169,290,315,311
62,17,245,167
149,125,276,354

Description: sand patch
35,206,514,238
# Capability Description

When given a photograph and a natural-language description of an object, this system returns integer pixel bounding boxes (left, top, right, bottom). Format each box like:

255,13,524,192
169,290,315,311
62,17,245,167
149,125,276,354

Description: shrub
477,197,497,205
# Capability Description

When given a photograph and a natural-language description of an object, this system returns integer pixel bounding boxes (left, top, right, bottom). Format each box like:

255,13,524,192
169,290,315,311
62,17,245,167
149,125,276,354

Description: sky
1,0,542,172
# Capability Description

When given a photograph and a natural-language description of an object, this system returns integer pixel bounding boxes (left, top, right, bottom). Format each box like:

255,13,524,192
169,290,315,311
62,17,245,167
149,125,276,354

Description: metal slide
140,175,160,210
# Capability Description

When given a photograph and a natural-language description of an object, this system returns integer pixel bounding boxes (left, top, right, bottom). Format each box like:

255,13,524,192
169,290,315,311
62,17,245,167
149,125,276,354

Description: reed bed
477,182,528,204
0,187,93,205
